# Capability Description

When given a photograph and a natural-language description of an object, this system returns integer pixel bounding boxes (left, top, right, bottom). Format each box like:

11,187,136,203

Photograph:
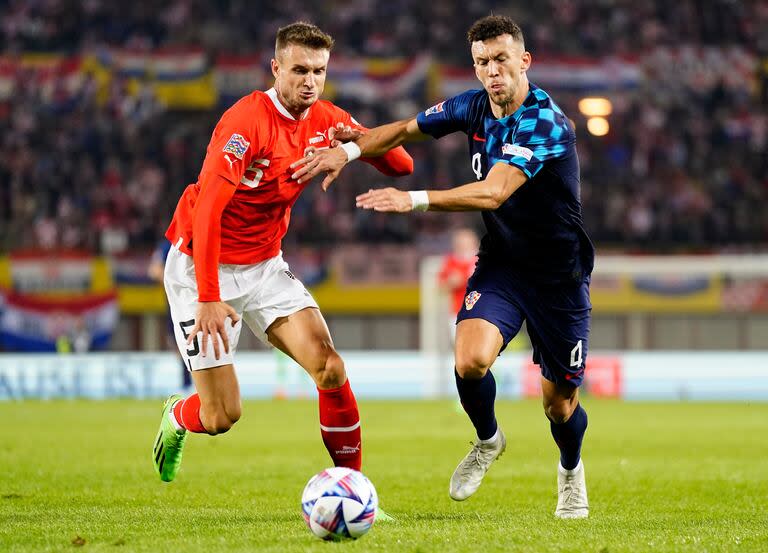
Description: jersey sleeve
497,106,572,178
191,173,238,302
415,91,475,139
198,102,260,185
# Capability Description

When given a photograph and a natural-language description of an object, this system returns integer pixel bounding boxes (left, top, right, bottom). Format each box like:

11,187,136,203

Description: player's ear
520,51,531,73
270,58,279,79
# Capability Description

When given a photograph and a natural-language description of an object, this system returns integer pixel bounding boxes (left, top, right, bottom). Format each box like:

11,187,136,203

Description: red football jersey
438,254,478,315
166,88,413,301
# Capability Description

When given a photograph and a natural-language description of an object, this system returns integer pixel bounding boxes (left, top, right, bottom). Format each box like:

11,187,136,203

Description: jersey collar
266,88,310,121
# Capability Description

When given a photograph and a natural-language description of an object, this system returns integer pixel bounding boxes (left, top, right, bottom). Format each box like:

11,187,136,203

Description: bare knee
544,399,576,424
455,350,495,380
202,402,241,435
312,348,346,389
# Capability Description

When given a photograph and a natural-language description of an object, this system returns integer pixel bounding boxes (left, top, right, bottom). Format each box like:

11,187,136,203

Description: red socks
172,393,207,433
171,384,362,471
318,379,362,470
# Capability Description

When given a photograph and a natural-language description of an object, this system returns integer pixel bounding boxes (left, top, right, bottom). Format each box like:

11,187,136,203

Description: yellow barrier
0,256,745,315
117,276,421,315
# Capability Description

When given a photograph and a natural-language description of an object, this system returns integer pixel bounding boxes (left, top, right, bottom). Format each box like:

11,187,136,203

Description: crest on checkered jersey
464,290,481,310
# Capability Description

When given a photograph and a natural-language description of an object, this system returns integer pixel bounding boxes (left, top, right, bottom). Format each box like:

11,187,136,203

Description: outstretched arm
361,146,413,177
290,117,426,189
328,120,414,177
187,172,241,359
355,117,426,157
355,162,528,212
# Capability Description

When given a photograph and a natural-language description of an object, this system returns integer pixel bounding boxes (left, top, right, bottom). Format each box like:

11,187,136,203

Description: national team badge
464,291,481,311
222,133,250,160
424,101,445,117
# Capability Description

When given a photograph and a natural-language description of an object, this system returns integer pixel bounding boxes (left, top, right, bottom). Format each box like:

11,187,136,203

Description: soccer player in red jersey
152,22,413,486
438,228,480,340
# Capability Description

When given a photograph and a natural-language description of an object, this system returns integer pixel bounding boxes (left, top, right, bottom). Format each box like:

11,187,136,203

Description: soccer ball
301,467,378,540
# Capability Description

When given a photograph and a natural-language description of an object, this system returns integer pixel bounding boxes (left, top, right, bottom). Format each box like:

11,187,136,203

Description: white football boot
449,428,506,501
554,460,589,519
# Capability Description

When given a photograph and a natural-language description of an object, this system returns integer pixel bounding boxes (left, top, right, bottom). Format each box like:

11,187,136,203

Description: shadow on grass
183,512,303,525
400,512,481,522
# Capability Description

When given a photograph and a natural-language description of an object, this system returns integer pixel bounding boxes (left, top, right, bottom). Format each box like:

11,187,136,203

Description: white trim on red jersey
265,87,311,120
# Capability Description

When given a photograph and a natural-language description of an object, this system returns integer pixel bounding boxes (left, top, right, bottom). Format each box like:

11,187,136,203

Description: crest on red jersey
222,133,250,160
464,291,481,311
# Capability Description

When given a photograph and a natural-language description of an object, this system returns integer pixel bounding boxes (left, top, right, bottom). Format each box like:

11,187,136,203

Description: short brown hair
467,15,524,45
275,22,334,54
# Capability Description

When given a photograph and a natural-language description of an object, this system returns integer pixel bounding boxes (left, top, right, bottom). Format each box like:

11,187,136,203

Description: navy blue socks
454,369,498,440
549,403,588,470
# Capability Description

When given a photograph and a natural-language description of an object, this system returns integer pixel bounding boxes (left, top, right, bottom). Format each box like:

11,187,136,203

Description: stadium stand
0,0,766,257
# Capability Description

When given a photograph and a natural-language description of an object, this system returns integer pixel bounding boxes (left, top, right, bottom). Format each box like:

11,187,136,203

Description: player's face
272,44,330,115
453,229,479,258
471,35,531,109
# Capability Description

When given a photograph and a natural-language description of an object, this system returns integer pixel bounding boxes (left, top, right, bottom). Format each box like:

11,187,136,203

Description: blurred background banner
0,289,118,352
0,251,118,352
1,252,768,355
0,46,755,108
2,350,766,401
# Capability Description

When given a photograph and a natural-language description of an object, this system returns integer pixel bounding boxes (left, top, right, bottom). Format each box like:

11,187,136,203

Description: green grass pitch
1,399,766,552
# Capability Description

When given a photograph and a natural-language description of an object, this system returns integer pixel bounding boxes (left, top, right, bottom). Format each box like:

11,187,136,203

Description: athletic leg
542,378,589,518
525,279,591,518
448,318,511,501
267,307,362,470
155,248,245,481
448,261,525,501
542,378,587,470
454,318,504,440
189,364,242,434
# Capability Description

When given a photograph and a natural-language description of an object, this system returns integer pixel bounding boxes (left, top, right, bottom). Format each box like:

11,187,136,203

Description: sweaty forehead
278,44,329,69
471,35,520,60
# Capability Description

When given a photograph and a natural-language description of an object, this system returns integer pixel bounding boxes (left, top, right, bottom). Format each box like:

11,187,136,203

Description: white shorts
163,247,318,370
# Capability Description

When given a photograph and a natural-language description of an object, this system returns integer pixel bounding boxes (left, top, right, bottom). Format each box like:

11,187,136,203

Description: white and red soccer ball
301,467,378,540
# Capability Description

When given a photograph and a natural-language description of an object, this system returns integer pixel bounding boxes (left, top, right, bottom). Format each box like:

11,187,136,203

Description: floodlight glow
578,97,612,117
586,117,609,136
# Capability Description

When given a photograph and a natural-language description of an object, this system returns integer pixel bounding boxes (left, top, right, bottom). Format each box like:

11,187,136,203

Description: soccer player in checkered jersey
291,15,593,518
153,22,413,489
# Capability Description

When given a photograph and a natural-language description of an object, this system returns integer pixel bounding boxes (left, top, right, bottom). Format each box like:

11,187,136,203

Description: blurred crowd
0,0,767,257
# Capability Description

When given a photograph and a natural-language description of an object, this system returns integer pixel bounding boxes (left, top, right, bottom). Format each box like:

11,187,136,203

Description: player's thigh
266,307,344,387
191,363,242,421
240,255,319,347
454,260,525,377
163,249,244,371
525,279,591,388
454,318,506,378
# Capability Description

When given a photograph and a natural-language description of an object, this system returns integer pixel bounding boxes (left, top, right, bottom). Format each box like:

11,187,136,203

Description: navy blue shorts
456,258,592,387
